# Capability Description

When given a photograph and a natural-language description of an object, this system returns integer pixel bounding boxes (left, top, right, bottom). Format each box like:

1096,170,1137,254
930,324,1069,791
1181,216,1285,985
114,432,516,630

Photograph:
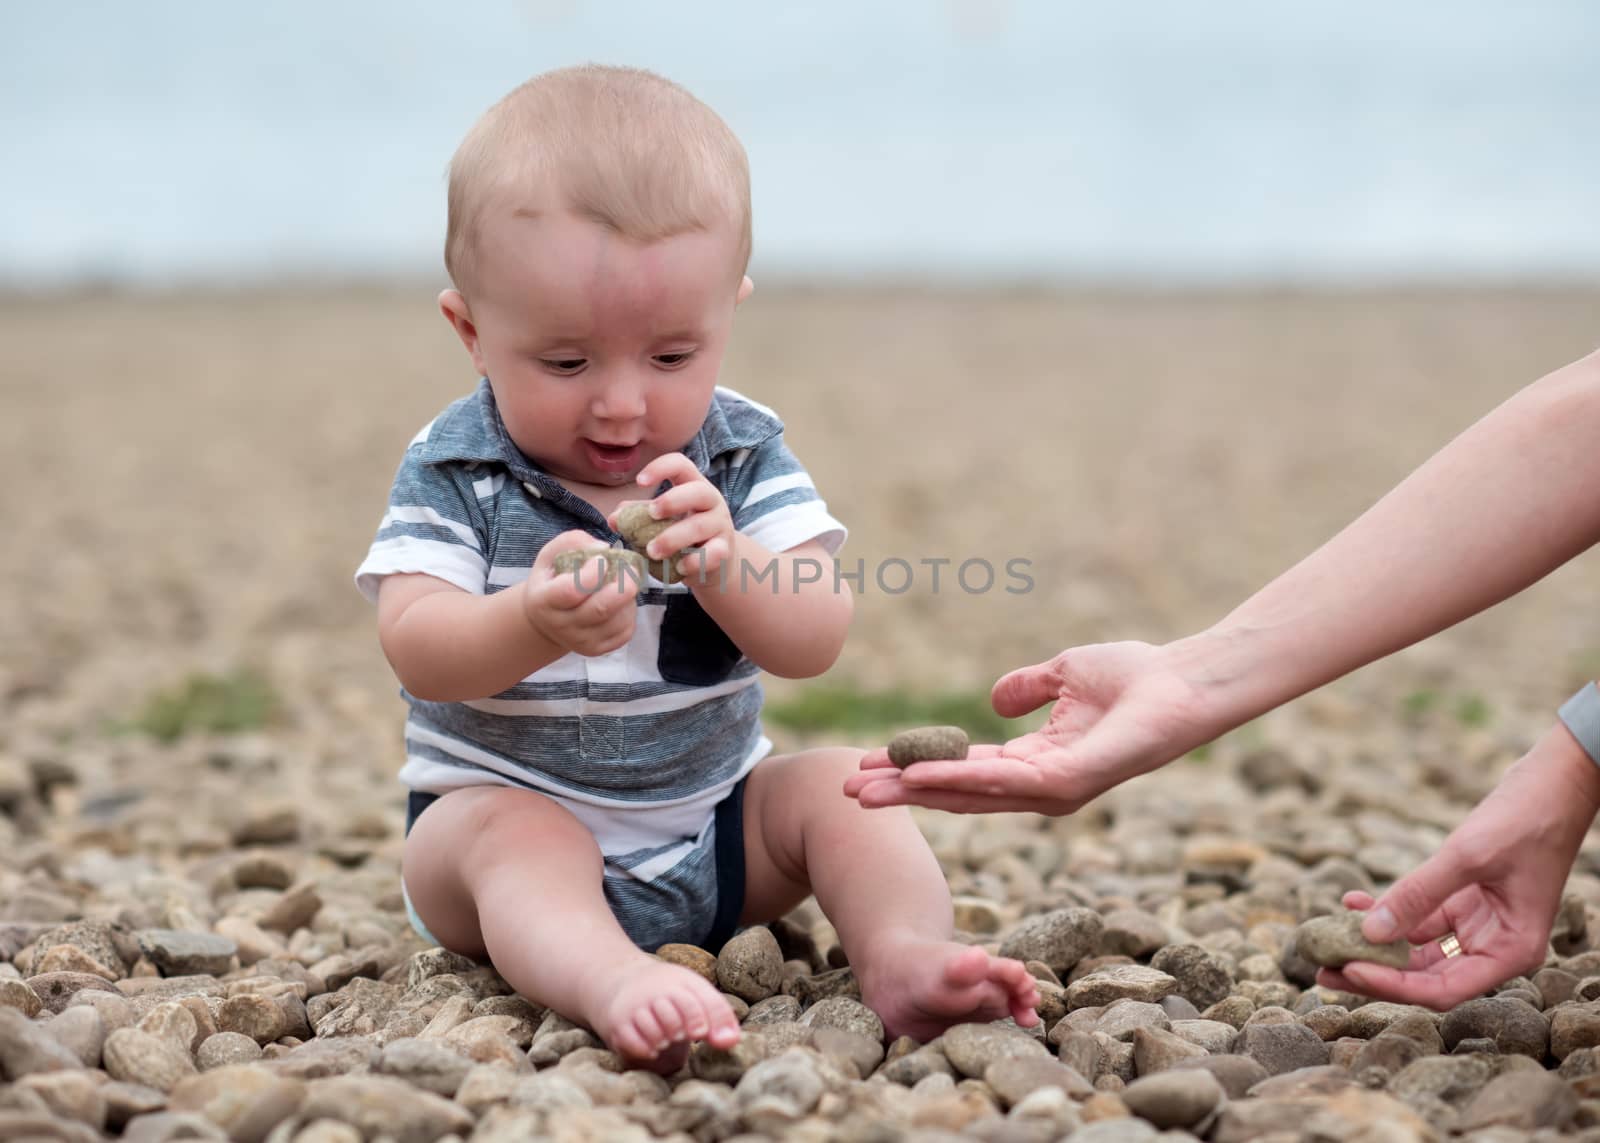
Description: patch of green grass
1401,688,1492,729
765,684,1034,743
125,668,280,743
1454,693,1491,728
1402,689,1440,718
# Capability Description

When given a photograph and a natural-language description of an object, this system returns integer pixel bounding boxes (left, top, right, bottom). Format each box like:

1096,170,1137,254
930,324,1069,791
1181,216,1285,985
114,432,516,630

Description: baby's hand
610,453,736,584
522,530,639,656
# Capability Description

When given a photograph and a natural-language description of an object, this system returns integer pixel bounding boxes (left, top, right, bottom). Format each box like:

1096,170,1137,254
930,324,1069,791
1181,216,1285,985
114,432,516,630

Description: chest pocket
657,593,743,686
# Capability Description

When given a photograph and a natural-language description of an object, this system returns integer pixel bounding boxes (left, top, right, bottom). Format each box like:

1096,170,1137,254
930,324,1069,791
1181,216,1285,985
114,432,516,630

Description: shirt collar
417,378,782,489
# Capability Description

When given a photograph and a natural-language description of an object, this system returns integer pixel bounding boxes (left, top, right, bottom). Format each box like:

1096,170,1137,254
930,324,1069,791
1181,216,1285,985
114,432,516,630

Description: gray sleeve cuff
1558,682,1600,765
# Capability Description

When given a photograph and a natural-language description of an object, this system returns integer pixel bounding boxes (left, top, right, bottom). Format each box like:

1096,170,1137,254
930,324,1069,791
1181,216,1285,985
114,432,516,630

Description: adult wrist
1161,626,1280,736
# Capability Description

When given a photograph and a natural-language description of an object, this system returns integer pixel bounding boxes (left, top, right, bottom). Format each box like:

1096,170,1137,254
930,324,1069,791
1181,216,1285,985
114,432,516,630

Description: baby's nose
592,372,647,419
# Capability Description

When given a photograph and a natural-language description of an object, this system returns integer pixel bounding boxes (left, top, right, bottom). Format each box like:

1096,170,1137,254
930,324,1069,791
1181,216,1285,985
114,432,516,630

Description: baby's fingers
650,478,722,519
574,575,640,621
636,451,697,489
535,529,606,572
649,515,724,560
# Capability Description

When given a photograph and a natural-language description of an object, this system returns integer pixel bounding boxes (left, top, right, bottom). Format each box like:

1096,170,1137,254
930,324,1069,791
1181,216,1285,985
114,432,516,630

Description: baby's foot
855,935,1041,1043
580,956,742,1072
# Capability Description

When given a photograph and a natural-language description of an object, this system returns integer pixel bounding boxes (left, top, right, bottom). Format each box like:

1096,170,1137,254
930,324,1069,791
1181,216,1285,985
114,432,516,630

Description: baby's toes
986,959,1041,1022
650,997,687,1046
691,982,741,1048
664,989,710,1041
615,1008,663,1060
988,955,1037,995
941,945,993,988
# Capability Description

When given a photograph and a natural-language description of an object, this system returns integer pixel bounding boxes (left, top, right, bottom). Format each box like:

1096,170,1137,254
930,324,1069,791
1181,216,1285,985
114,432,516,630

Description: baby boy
355,64,1038,1067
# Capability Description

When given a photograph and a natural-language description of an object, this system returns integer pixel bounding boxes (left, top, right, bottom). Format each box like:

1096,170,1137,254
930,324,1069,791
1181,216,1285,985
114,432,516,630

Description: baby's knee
787,746,867,779
751,747,872,816
409,786,596,877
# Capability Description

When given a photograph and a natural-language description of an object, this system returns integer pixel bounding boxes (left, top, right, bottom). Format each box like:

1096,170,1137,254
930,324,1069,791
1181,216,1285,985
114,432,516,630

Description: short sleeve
354,447,491,603
728,434,847,556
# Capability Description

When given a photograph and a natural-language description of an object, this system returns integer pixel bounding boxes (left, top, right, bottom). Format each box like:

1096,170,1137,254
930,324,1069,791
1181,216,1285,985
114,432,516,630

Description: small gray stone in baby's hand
552,548,646,586
887,726,970,769
615,501,687,583
1293,911,1411,969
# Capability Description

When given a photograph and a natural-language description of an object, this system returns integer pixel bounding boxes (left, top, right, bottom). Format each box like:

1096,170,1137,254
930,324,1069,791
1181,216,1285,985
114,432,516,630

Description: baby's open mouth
583,439,641,473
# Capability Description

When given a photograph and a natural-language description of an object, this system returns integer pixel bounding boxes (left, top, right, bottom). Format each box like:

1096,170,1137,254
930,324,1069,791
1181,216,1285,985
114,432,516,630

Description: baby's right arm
377,530,638,702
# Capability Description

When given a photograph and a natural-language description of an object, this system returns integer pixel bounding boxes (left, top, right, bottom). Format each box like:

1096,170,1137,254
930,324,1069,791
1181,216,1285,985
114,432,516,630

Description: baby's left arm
609,452,852,678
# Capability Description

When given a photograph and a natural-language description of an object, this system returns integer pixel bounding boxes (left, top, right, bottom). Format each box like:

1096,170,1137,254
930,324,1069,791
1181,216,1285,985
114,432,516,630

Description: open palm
844,640,1227,814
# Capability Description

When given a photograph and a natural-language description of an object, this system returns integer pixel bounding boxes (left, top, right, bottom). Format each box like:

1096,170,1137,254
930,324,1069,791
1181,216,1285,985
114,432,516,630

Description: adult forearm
383,587,567,701
1178,351,1600,728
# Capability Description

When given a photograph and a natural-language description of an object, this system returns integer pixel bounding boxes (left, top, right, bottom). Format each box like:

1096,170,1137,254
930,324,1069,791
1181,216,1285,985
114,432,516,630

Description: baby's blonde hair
445,65,752,294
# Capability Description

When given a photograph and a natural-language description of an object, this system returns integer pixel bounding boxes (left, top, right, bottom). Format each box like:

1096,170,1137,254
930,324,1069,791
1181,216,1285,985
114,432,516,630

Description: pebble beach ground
3,287,1600,1140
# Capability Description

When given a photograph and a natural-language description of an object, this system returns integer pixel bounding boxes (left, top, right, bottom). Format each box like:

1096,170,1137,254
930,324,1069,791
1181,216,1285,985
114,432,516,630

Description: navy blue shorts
403,778,748,954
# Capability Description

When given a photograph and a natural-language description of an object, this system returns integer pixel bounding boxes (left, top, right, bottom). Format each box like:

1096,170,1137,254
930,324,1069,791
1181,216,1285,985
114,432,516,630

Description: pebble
298,1074,475,1140
44,1006,107,1068
1439,996,1549,1059
940,1023,1050,1078
798,996,883,1043
1236,1022,1331,1076
1292,911,1411,969
886,726,970,768
1120,1068,1224,1128
614,501,686,582
983,1055,1094,1105
999,907,1104,974
1095,1001,1170,1043
166,1065,306,1140
0,978,42,1017
25,973,118,1015
101,1027,197,1092
1456,1069,1579,1130
1068,966,1179,1009
134,931,237,978
0,1005,84,1076
1149,944,1235,1010
716,926,783,1003
655,943,719,986
552,547,647,587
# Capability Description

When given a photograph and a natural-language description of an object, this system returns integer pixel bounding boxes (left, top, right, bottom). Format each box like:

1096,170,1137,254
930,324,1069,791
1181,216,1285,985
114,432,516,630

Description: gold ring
1438,933,1463,959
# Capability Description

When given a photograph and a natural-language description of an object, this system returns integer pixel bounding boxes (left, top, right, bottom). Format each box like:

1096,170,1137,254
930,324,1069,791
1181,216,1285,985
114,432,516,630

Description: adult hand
1316,723,1600,1009
843,640,1230,814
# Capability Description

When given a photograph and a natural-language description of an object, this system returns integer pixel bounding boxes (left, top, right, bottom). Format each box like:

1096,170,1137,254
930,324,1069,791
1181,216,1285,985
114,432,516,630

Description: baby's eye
541,358,587,375
652,351,695,369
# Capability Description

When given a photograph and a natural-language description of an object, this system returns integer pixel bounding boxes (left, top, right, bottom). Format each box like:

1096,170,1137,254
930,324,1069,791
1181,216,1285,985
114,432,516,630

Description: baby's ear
737,275,754,306
439,289,487,375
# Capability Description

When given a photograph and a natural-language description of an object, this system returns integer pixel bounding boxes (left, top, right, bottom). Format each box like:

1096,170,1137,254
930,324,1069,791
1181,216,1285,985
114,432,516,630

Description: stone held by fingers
886,726,970,769
615,501,688,584
552,547,647,587
1293,912,1411,970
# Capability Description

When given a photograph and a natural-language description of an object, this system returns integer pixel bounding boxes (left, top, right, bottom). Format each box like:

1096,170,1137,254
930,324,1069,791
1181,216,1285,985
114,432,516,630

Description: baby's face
452,209,750,489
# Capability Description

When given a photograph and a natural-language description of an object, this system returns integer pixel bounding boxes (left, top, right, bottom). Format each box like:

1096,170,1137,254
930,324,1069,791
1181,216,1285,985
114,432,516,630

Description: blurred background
5,0,1598,287
2,2,1598,821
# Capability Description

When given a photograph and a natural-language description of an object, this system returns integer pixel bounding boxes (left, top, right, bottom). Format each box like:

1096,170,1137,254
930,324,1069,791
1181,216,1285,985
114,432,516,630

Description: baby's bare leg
402,786,740,1066
740,749,1039,1042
